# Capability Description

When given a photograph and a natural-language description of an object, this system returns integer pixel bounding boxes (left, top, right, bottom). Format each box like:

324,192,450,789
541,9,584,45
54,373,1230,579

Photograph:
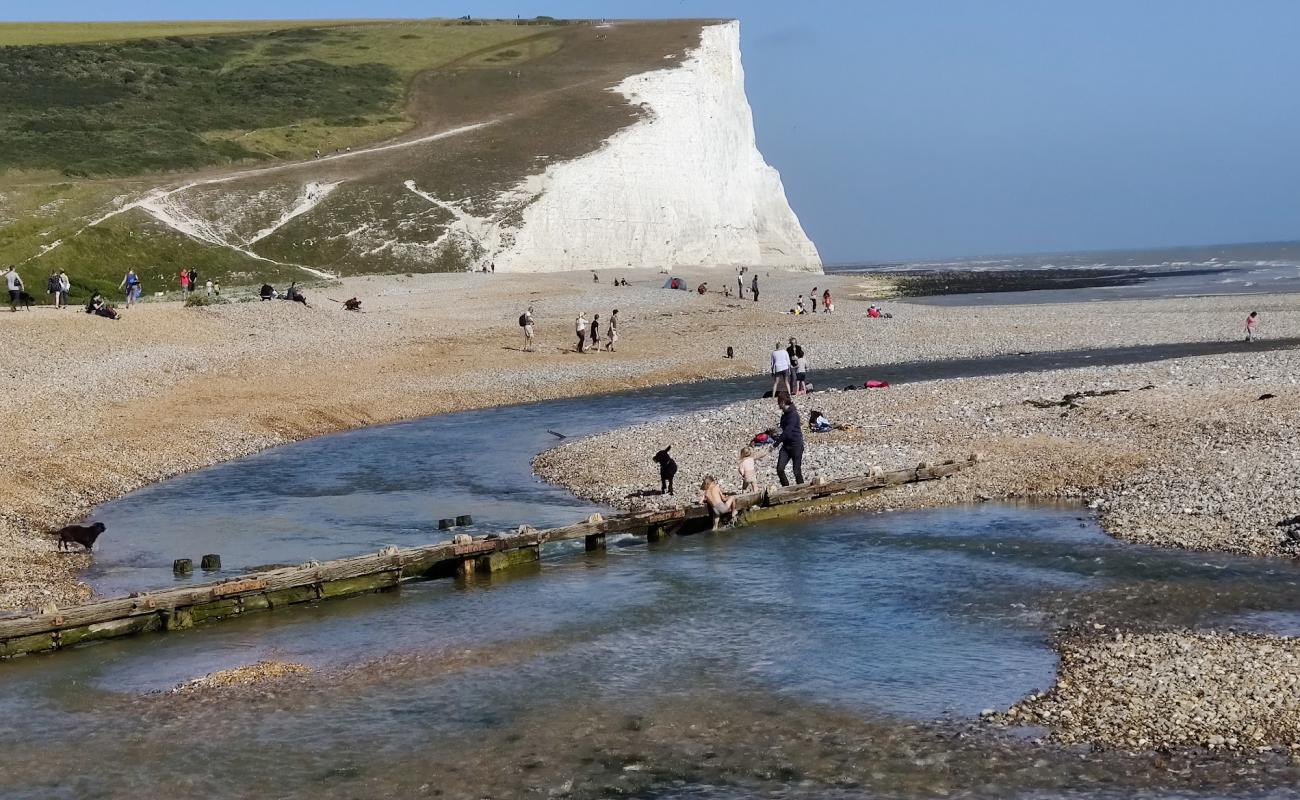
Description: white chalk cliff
493,21,822,274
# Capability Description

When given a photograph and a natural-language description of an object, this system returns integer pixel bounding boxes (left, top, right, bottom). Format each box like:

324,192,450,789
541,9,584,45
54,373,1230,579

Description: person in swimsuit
738,446,769,493
700,475,737,530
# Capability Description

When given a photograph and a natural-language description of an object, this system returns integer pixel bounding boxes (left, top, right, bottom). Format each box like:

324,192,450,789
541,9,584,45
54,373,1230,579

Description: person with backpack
519,307,535,351
47,273,61,308
120,269,141,308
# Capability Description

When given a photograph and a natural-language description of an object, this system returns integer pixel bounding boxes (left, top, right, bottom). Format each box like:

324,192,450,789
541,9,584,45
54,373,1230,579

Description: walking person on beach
771,390,805,486
187,268,198,293
822,288,833,313
589,313,600,351
770,341,793,396
58,271,70,309
811,287,819,313
119,269,141,308
46,272,60,307
575,312,588,353
1245,311,1259,341
751,273,759,303
605,309,619,351
737,267,746,299
179,269,190,295
520,306,535,351
6,265,23,312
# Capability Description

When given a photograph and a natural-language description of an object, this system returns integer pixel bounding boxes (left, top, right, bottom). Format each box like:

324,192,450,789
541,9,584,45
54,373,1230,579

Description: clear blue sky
8,1,1300,262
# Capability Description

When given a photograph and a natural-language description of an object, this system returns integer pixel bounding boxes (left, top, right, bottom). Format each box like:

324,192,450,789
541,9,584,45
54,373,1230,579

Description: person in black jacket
771,391,805,486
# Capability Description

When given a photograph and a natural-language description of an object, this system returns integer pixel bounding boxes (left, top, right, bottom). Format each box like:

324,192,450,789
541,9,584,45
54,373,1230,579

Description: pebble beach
6,269,1300,755
530,297,1300,754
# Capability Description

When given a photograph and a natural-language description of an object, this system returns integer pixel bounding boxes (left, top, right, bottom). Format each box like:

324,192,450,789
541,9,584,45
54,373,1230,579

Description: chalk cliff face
494,22,822,273
16,19,821,285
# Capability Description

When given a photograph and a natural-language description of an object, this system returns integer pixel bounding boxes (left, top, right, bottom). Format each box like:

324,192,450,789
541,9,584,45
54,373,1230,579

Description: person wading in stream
771,390,805,486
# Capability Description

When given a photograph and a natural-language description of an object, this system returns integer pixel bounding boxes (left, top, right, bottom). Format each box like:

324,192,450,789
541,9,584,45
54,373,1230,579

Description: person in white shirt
770,341,792,396
6,266,23,312
575,312,588,353
58,271,70,309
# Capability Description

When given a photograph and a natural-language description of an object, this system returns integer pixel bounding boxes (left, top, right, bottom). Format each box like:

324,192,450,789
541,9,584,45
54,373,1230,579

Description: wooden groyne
0,457,979,660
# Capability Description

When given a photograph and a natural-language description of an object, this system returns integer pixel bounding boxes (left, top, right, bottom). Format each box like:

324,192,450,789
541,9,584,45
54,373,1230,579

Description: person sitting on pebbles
700,474,737,530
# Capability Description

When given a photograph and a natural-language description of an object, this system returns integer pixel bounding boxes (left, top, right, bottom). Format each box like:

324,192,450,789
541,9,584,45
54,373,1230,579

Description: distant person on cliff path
575,312,588,353
771,391,805,486
1245,311,1259,341
521,306,535,351
751,274,759,303
770,341,793,396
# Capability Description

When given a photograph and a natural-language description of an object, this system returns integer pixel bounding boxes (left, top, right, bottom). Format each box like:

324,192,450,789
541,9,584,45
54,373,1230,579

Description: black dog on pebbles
55,522,106,552
653,446,678,495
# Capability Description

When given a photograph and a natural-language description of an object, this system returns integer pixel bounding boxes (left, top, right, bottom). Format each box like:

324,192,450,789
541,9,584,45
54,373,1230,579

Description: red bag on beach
863,380,890,389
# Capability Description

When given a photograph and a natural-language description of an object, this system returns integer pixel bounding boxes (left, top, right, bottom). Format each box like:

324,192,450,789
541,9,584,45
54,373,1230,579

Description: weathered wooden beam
0,458,979,659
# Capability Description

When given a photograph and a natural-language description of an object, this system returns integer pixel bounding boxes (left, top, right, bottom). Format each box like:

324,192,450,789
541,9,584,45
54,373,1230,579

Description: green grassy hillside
0,19,556,175
0,18,706,301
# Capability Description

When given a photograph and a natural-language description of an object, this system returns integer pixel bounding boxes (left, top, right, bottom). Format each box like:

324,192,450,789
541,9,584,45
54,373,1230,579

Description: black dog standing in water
653,446,678,495
55,522,106,552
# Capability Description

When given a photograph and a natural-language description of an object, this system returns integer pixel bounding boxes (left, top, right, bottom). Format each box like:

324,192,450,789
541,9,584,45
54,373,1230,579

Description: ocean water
828,240,1300,302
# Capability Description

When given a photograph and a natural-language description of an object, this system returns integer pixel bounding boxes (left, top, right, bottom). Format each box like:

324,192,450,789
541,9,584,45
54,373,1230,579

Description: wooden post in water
200,554,221,571
173,559,193,576
585,533,606,551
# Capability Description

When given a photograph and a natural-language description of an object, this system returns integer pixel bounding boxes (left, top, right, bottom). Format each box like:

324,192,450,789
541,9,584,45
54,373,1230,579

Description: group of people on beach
735,267,760,302
517,307,621,353
770,337,812,395
178,268,218,298
574,310,619,352
791,287,834,315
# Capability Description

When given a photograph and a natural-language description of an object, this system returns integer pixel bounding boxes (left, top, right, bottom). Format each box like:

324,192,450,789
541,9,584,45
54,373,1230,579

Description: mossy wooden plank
318,571,400,598
475,546,539,573
0,632,57,658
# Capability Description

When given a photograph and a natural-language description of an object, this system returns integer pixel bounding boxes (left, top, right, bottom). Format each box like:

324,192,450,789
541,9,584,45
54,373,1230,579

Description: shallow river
4,348,1300,799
